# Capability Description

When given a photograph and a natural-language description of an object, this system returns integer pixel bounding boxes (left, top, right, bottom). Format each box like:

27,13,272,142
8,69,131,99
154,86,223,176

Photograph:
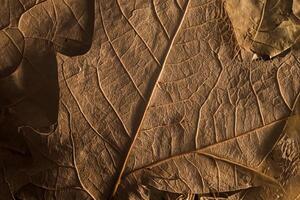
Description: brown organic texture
225,0,300,59
0,0,300,200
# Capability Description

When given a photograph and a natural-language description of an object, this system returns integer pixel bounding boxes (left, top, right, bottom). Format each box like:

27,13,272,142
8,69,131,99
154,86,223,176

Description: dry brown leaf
225,0,300,59
1,0,300,200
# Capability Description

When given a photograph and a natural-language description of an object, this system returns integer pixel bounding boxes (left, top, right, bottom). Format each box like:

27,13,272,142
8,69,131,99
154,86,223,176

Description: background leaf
225,0,300,58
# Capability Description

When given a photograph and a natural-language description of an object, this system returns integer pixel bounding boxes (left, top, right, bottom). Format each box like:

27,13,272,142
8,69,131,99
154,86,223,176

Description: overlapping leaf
225,0,300,58
0,0,94,199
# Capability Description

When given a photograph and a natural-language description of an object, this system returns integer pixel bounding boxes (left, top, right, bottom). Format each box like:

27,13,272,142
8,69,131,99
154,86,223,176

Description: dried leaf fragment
225,0,300,58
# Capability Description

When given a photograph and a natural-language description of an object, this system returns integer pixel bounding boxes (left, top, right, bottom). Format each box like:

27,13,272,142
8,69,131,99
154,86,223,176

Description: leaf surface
1,0,300,200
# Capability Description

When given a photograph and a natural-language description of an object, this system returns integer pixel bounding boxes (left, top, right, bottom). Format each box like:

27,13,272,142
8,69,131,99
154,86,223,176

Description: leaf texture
225,0,300,58
1,0,300,200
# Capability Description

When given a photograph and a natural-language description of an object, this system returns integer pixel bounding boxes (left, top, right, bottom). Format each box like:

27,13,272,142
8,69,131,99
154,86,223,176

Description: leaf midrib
100,0,192,198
